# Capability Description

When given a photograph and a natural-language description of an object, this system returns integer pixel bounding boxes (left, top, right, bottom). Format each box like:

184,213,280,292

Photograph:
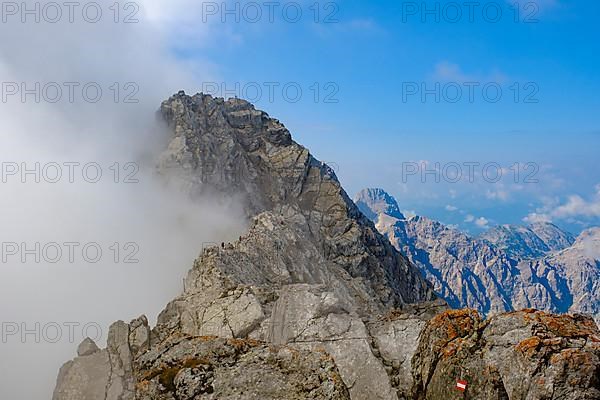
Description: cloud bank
0,2,245,399
524,184,600,224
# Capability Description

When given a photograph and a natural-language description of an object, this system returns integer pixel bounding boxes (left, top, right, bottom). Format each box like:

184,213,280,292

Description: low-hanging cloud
524,184,600,224
0,1,247,399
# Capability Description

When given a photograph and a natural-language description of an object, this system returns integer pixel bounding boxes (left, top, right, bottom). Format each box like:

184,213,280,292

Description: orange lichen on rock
516,336,542,357
441,337,466,358
536,377,546,385
135,380,152,390
522,308,538,314
315,347,335,363
427,309,480,347
521,310,599,339
550,348,595,369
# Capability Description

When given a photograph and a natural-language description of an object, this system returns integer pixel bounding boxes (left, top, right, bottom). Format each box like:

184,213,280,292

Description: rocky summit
53,94,600,400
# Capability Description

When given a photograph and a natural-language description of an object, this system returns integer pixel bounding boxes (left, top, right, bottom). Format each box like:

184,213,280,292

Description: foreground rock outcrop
54,94,600,400
135,335,350,399
413,309,600,399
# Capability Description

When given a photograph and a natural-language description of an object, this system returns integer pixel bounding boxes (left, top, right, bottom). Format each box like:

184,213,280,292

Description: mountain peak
55,92,439,400
354,188,404,221
52,96,600,400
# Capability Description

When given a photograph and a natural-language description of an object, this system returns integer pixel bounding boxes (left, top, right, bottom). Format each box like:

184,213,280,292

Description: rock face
135,336,350,399
481,223,575,259
157,93,435,309
355,188,600,323
52,321,135,400
54,95,600,400
413,309,600,400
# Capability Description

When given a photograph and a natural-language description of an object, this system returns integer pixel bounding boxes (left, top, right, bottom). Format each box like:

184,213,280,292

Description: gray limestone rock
53,95,599,400
411,309,600,399
134,336,350,399
77,338,100,357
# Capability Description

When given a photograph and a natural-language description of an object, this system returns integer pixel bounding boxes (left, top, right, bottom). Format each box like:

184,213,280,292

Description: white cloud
463,214,489,229
475,217,490,228
432,61,509,84
552,192,600,219
486,189,510,201
433,61,472,83
0,2,243,399
580,229,600,260
402,209,417,218
523,213,552,224
524,184,600,223
445,205,458,212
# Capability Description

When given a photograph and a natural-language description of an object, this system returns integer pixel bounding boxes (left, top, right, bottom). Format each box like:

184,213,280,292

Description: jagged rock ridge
53,95,600,400
481,222,575,259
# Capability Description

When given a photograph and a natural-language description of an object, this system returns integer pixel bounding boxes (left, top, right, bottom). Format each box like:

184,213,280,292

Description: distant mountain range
355,188,600,322
481,222,575,259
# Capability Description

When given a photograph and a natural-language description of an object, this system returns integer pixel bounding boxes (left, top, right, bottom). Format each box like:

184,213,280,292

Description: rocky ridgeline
53,94,600,400
481,223,575,260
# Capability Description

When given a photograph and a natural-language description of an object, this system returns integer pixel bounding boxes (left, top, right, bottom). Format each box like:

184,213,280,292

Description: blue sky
174,0,600,235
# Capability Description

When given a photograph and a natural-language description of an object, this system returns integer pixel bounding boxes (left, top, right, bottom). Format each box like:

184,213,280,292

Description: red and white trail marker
456,380,468,392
